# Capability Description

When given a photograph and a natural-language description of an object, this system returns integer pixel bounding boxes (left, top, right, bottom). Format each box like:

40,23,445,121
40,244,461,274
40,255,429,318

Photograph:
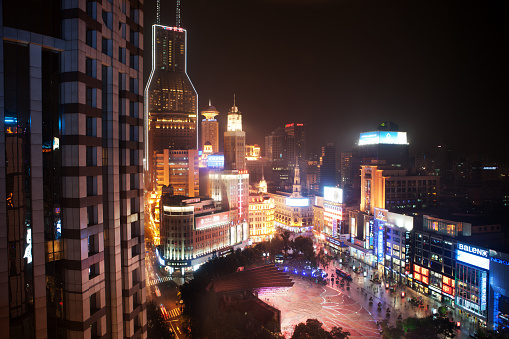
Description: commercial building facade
158,196,236,274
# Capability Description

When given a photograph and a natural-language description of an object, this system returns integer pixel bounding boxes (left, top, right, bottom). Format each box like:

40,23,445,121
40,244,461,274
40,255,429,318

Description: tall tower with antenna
224,95,246,171
144,0,198,192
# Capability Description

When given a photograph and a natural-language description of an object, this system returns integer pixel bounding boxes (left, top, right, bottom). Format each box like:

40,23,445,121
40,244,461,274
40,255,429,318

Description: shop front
455,242,490,327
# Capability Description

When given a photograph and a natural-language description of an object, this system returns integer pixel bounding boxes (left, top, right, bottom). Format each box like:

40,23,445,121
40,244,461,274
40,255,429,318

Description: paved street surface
264,277,380,338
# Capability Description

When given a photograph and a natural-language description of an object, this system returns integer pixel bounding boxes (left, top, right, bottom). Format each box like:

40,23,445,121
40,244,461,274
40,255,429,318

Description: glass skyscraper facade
1,1,146,337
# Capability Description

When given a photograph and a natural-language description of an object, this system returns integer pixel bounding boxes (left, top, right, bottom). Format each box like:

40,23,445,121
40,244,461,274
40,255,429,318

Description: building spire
156,0,161,24
176,0,181,27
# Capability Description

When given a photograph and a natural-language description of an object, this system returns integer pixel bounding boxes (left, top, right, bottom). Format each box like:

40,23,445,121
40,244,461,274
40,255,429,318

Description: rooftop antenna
156,0,161,25
176,0,181,28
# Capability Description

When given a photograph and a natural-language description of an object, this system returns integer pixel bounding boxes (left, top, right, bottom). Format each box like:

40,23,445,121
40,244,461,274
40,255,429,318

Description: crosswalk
147,276,173,286
167,307,182,319
160,304,182,320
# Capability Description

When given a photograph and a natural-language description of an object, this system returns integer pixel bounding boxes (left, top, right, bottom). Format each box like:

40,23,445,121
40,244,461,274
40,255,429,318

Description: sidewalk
320,260,471,338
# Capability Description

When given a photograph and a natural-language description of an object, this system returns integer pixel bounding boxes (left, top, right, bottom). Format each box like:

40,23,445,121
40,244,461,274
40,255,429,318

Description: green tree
402,315,456,338
291,319,330,339
280,230,293,256
291,319,350,339
329,326,351,339
293,236,315,262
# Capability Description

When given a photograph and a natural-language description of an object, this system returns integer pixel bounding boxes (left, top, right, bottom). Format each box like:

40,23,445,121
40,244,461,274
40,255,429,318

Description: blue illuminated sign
359,131,407,146
491,257,509,266
377,223,384,263
207,155,224,168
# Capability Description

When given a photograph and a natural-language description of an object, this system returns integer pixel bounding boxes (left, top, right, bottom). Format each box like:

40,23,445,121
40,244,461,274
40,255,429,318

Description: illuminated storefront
455,242,490,325
373,208,413,284
488,250,509,332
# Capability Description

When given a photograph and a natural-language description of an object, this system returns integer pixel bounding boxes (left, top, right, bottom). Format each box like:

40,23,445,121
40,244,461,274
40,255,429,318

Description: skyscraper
319,143,337,193
200,102,219,153
145,8,198,191
284,123,306,169
0,0,146,337
223,97,246,171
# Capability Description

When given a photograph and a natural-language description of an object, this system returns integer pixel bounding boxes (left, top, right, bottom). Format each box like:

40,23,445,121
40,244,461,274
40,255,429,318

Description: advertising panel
456,243,490,270
359,131,408,146
286,197,309,207
207,154,224,168
195,211,230,230
324,187,343,204
377,223,384,263
375,208,388,221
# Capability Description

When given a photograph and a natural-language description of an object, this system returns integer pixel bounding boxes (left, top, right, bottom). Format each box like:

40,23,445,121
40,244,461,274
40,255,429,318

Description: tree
291,319,350,339
293,236,315,262
280,230,293,256
291,319,329,339
401,315,456,338
329,326,351,339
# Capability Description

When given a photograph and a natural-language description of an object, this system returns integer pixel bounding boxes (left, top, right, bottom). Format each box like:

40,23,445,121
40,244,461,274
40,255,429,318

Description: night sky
144,0,509,158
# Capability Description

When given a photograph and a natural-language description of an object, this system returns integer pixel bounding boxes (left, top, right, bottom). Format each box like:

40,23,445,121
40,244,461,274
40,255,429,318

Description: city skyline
145,0,509,158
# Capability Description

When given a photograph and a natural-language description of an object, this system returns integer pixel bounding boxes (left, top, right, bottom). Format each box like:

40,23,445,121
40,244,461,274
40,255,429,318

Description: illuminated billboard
456,243,489,270
456,249,490,270
195,211,230,230
359,131,408,146
324,187,343,204
285,197,309,207
207,155,224,168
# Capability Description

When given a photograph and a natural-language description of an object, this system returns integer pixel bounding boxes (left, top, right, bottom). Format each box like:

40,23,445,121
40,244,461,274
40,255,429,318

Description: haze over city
146,0,509,157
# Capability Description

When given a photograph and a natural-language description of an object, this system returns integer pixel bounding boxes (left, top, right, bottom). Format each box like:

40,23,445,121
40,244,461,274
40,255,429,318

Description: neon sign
457,243,488,258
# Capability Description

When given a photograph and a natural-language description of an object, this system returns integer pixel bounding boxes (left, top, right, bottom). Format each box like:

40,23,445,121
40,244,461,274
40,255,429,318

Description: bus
275,254,284,264
335,268,352,281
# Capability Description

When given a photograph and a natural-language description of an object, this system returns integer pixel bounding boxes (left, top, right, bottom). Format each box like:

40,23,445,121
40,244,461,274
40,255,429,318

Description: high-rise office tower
200,101,219,153
223,97,246,171
145,4,198,191
0,1,146,338
284,123,306,168
319,143,337,193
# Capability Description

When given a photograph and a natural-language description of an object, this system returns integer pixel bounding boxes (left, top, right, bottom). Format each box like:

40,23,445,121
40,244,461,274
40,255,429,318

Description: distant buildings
224,99,246,171
201,102,219,154
273,165,314,233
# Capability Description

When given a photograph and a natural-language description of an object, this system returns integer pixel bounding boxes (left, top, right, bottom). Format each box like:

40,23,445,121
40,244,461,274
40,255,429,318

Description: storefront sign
458,243,488,258
377,224,384,263
491,257,509,266
375,208,388,221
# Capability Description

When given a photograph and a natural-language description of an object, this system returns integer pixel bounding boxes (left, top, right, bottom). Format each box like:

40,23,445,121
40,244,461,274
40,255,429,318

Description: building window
86,87,97,107
86,28,97,48
87,176,98,196
86,117,97,136
102,38,112,57
89,263,100,279
86,57,97,78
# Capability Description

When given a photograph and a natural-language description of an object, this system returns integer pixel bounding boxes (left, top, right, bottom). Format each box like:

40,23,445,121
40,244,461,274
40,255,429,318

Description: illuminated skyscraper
224,97,246,171
0,0,146,337
145,7,198,191
200,101,219,153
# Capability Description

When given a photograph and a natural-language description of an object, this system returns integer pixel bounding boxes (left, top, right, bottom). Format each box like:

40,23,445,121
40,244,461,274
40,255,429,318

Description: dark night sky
144,0,509,158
